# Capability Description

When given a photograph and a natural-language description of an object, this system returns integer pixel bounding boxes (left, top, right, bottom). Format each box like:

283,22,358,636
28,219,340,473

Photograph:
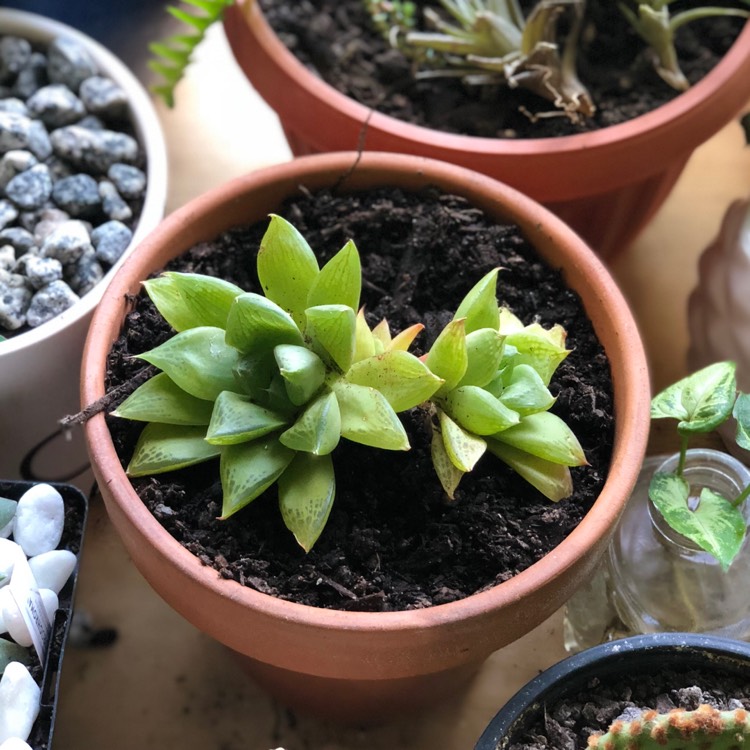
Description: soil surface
507,666,750,749
258,0,744,138
104,186,614,611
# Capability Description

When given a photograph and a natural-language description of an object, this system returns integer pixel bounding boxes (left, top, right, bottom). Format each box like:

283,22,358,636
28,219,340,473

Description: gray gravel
0,31,146,339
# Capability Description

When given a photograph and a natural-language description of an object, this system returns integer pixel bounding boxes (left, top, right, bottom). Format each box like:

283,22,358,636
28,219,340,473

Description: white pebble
38,589,58,623
28,550,75,594
0,738,32,750
0,521,11,540
0,592,31,648
0,540,23,588
0,662,40,743
13,484,64,557
0,587,11,634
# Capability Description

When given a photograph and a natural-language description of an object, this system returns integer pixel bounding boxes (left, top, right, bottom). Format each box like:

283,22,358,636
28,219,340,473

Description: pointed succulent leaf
497,307,525,334
499,363,555,415
225,293,303,354
502,323,569,385
371,319,391,350
649,472,746,571
205,391,288,445
219,438,295,519
457,328,505,388
305,304,356,372
354,308,377,363
142,272,243,331
431,424,465,499
438,408,487,472
345,350,443,412
332,380,410,450
734,392,750,450
486,439,574,502
307,239,361,311
279,452,336,552
112,372,214,425
0,497,17,531
127,423,220,476
388,323,424,352
137,327,241,401
425,318,468,395
491,411,587,465
444,385,520,436
651,361,737,435
274,344,326,406
453,268,500,334
233,350,276,396
279,391,341,455
256,214,319,326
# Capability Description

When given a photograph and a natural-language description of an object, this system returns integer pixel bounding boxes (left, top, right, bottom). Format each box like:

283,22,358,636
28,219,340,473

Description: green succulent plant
365,0,595,121
587,704,750,749
113,217,585,551
619,0,750,91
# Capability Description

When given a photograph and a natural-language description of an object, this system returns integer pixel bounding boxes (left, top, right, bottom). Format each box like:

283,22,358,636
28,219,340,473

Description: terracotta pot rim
83,151,649,633
230,1,750,158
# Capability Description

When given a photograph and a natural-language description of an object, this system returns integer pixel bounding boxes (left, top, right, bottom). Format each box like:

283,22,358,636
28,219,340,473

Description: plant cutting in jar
649,360,750,571
111,214,586,551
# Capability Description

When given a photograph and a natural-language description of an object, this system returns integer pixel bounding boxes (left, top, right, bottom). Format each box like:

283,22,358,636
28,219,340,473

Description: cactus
587,705,750,749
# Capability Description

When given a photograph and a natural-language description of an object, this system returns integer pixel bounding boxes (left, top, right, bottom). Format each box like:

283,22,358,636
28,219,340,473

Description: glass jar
564,449,750,652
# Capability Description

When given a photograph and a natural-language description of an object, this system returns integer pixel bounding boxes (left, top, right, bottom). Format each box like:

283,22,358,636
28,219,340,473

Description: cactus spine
587,705,750,749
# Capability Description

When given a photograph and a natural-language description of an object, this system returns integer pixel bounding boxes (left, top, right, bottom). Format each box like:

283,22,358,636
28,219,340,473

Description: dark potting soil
257,0,745,138
507,667,750,749
104,186,614,612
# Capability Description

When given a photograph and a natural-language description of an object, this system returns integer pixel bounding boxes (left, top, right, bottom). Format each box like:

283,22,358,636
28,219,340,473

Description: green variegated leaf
143,272,243,331
205,391,288,445
305,305,356,372
502,324,569,385
499,363,555,415
353,309,377,363
127,423,220,476
486,439,574,501
137,327,241,401
0,497,17,530
274,344,326,406
649,473,746,571
225,293,303,353
457,328,505,388
332,380,410,450
307,239,361,311
444,386,519,436
279,452,336,552
345,350,443,412
492,411,587,465
257,214,320,327
438,408,487,472
453,268,500,334
431,424,465,499
734,392,750,450
425,319,468,395
279,391,341,455
112,372,214,425
651,361,736,435
233,350,276,395
219,438,295,518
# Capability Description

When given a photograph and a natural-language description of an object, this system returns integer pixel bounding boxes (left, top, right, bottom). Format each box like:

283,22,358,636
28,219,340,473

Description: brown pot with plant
80,151,649,722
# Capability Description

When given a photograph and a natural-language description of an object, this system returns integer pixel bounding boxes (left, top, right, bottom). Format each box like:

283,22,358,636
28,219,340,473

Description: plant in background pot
0,9,167,485
80,152,649,722
473,633,750,750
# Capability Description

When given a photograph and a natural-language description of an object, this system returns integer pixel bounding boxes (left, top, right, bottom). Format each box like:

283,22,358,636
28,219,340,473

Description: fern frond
149,0,236,107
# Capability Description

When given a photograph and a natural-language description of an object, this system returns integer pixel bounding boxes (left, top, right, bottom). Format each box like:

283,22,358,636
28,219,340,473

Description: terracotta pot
81,152,650,722
223,2,750,260
474,633,750,749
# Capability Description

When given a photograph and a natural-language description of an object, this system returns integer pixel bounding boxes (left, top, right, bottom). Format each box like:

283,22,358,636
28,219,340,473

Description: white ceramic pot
0,9,167,486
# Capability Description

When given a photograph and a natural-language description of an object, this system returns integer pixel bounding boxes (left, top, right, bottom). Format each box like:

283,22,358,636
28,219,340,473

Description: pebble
0,738,32,750
0,540,23,586
0,662,40,743
27,550,76,594
0,30,147,338
12,484,64,557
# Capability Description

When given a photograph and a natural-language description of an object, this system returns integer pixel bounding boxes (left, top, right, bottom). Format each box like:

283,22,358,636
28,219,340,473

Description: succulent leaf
431,421,466,499
279,391,341,455
444,385,520,435
499,363,555,415
453,268,500,334
438,408,487,472
143,272,243,331
457,327,505,388
205,391,288,445
501,322,569,385
233,350,276,396
305,304,357,372
0,497,17,531
425,318,468,395
388,322,424,352
307,239,361,312
112,372,214,425
219,438,295,519
333,380,410,450
371,319,391,350
279,452,336,552
274,344,327,406
256,214,320,327
225,293,304,354
346,350,443,412
127,423,220,476
354,309,378,362
137,326,241,401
